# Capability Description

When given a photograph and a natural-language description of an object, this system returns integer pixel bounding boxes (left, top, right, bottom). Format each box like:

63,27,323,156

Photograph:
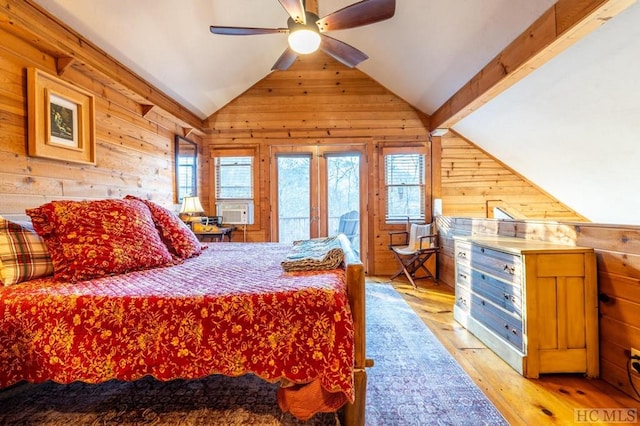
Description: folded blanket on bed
281,236,344,272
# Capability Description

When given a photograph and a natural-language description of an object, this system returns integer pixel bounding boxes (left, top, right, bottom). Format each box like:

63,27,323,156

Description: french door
271,145,365,255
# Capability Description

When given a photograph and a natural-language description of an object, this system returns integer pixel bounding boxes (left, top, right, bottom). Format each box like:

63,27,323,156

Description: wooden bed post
339,235,371,426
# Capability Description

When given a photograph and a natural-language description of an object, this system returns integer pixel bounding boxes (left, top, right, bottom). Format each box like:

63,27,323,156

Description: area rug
364,283,507,425
0,283,507,425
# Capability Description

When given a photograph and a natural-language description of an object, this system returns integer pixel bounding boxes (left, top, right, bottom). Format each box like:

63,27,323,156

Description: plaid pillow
0,217,54,286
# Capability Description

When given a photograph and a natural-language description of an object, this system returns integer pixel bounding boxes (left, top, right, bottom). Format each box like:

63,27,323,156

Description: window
486,200,520,219
385,151,426,222
212,147,258,226
174,135,197,203
177,156,196,198
493,207,513,219
215,156,253,200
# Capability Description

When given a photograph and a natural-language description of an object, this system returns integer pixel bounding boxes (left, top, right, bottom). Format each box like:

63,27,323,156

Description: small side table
194,227,234,242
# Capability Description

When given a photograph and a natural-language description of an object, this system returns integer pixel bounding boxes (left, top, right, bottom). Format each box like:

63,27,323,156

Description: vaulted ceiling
32,0,640,225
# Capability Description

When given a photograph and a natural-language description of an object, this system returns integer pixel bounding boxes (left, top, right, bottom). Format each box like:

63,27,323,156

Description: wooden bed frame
338,234,370,426
1,215,370,425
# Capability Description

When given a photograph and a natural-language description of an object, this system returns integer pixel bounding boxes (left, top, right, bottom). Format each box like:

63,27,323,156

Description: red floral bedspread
0,243,354,403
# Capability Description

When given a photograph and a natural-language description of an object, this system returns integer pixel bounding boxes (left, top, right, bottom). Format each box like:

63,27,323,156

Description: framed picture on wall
27,67,96,165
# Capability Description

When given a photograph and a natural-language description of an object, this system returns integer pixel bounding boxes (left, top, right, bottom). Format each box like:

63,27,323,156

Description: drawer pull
504,264,515,275
457,251,467,258
459,273,467,280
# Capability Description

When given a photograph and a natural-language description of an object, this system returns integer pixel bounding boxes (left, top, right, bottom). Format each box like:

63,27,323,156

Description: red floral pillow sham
26,199,174,282
124,195,203,259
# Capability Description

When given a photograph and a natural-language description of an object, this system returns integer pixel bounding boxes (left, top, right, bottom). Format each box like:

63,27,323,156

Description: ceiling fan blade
316,0,396,32
319,34,368,68
271,47,298,71
277,0,306,24
210,26,288,36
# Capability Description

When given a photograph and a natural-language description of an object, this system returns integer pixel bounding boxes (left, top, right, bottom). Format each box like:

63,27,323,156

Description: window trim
210,145,259,228
379,143,431,228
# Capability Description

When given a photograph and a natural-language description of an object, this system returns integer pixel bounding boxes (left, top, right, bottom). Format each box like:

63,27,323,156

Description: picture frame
27,67,96,165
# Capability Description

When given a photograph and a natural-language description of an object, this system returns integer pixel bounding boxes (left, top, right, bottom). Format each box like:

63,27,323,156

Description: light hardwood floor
372,276,640,425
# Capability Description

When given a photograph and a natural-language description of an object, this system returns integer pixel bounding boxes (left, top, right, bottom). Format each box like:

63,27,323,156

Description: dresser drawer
454,241,472,267
469,268,522,316
470,245,522,284
455,263,472,288
455,284,471,314
470,293,524,352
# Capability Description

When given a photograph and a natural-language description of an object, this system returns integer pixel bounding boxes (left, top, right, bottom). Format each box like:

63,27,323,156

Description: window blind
215,156,253,199
385,153,426,222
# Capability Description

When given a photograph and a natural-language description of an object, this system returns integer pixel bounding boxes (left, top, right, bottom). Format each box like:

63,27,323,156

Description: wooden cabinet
453,236,599,378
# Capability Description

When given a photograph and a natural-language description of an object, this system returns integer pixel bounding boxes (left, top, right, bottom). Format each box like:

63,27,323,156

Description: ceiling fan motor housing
287,12,322,55
287,12,321,33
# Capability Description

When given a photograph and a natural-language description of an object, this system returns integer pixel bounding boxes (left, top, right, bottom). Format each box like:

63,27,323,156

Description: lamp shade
288,29,321,54
180,196,204,215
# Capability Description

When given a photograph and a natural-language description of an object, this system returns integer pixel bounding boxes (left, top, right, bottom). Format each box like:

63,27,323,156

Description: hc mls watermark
574,408,638,423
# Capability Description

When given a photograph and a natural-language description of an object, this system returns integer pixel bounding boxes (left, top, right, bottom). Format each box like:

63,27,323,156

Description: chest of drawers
453,236,598,378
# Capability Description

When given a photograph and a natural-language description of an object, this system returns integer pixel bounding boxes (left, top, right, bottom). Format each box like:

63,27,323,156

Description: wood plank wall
201,51,591,276
202,52,433,273
0,7,202,215
439,131,588,221
436,216,640,399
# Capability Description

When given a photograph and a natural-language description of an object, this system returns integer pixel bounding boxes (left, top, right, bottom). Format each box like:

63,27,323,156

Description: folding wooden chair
388,222,439,288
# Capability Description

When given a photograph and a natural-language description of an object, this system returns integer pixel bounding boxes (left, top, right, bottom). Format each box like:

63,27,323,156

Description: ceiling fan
210,0,396,71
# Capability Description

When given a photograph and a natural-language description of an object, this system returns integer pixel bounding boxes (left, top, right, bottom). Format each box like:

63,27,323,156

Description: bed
0,198,368,425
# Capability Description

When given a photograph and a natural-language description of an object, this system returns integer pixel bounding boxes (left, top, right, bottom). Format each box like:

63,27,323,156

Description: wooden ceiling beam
1,0,205,132
430,0,637,130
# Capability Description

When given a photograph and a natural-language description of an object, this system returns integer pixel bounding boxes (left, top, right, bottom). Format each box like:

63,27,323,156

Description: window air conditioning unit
216,201,254,225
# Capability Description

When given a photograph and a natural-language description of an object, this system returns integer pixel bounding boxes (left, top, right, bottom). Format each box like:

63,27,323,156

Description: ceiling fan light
288,29,321,54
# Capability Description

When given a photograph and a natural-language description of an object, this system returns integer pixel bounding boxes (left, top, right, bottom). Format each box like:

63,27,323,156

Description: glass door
276,153,315,242
324,152,361,254
272,145,363,255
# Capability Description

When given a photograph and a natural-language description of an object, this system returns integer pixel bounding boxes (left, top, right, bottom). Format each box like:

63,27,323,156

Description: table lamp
179,196,204,223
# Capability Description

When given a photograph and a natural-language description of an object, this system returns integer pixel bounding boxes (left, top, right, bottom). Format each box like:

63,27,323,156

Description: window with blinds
215,156,253,200
385,153,426,222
